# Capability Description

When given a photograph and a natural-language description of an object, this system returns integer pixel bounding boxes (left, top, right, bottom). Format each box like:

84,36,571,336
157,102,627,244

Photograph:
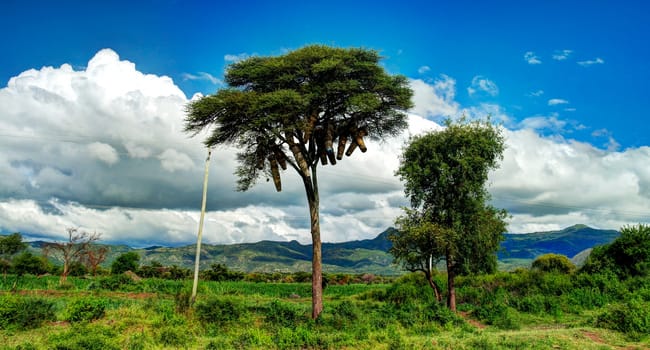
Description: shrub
194,297,246,325
472,288,520,330
532,253,576,274
156,326,191,347
273,326,318,349
582,224,650,279
264,299,303,327
111,252,140,275
89,274,136,291
383,273,437,305
596,298,650,340
0,296,56,330
64,297,107,322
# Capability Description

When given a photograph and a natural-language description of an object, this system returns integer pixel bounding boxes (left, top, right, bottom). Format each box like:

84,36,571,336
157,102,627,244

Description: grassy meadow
1,269,649,349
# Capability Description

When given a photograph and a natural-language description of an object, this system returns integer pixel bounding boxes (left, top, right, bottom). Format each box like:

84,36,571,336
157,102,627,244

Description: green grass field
1,273,649,349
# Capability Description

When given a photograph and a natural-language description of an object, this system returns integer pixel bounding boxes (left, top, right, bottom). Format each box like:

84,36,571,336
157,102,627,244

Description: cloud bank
0,49,648,246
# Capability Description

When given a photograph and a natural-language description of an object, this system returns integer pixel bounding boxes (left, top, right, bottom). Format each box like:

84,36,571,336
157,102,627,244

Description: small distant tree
82,245,110,276
0,233,27,277
111,252,140,275
531,253,576,274
12,251,50,276
43,228,101,285
391,118,508,311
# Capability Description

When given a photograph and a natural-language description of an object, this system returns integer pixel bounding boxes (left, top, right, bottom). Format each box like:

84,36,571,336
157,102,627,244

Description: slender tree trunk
446,255,456,311
60,261,69,285
309,198,323,319
425,271,442,301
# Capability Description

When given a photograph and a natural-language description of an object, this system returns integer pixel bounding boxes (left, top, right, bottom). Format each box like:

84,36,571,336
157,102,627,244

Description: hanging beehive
268,155,282,192
302,112,318,144
324,124,336,165
336,135,347,160
285,132,309,174
273,146,287,170
314,126,328,165
355,127,368,152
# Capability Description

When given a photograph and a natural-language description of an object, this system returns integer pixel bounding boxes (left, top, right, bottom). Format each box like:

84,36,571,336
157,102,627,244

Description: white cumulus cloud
467,75,499,97
0,49,648,247
524,51,542,64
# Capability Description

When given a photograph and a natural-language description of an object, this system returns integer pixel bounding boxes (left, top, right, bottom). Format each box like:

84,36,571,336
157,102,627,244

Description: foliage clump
582,224,650,279
0,296,56,330
64,297,107,322
532,253,576,274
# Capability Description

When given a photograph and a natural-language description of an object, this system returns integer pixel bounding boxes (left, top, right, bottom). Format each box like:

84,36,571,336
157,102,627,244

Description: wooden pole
191,148,212,304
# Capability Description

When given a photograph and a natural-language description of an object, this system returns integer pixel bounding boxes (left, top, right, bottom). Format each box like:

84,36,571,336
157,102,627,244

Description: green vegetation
1,263,649,348
1,222,649,348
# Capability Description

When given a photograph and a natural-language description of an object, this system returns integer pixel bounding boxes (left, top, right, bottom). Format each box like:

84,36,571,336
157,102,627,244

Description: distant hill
18,225,618,274
498,224,619,270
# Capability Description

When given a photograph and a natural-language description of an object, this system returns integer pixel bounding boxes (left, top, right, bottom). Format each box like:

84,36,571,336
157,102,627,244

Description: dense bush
64,297,107,322
531,253,575,274
12,252,50,276
582,224,650,279
201,263,245,281
194,297,247,325
111,252,140,275
264,299,304,327
0,296,56,330
596,298,650,340
87,274,137,291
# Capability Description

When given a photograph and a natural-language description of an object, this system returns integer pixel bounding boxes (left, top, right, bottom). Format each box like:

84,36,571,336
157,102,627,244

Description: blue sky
1,0,649,245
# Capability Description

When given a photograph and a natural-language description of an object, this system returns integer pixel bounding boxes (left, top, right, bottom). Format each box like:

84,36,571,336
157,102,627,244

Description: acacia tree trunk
301,162,322,319
309,197,323,319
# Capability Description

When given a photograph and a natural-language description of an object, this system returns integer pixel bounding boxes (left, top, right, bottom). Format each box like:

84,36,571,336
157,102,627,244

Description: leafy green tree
185,45,412,318
12,251,50,276
391,118,507,311
531,253,576,274
582,224,650,278
111,252,141,275
0,233,27,277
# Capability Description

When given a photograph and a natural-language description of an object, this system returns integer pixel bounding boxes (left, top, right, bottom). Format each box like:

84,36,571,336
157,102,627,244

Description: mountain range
23,224,619,274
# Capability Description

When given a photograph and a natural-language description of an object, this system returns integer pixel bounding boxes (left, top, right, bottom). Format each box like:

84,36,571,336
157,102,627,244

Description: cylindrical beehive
269,156,281,192
325,124,336,165
355,128,368,152
345,141,359,156
302,112,318,144
336,135,347,160
273,147,287,170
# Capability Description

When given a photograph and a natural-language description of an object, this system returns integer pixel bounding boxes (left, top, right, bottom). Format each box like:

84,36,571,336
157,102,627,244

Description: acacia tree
391,119,507,311
43,228,101,284
185,45,412,318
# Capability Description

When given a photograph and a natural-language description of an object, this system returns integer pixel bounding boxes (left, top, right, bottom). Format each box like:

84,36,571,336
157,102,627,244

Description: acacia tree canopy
391,118,507,311
185,45,412,319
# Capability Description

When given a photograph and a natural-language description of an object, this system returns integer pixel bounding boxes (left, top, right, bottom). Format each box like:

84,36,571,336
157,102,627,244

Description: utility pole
191,148,212,304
